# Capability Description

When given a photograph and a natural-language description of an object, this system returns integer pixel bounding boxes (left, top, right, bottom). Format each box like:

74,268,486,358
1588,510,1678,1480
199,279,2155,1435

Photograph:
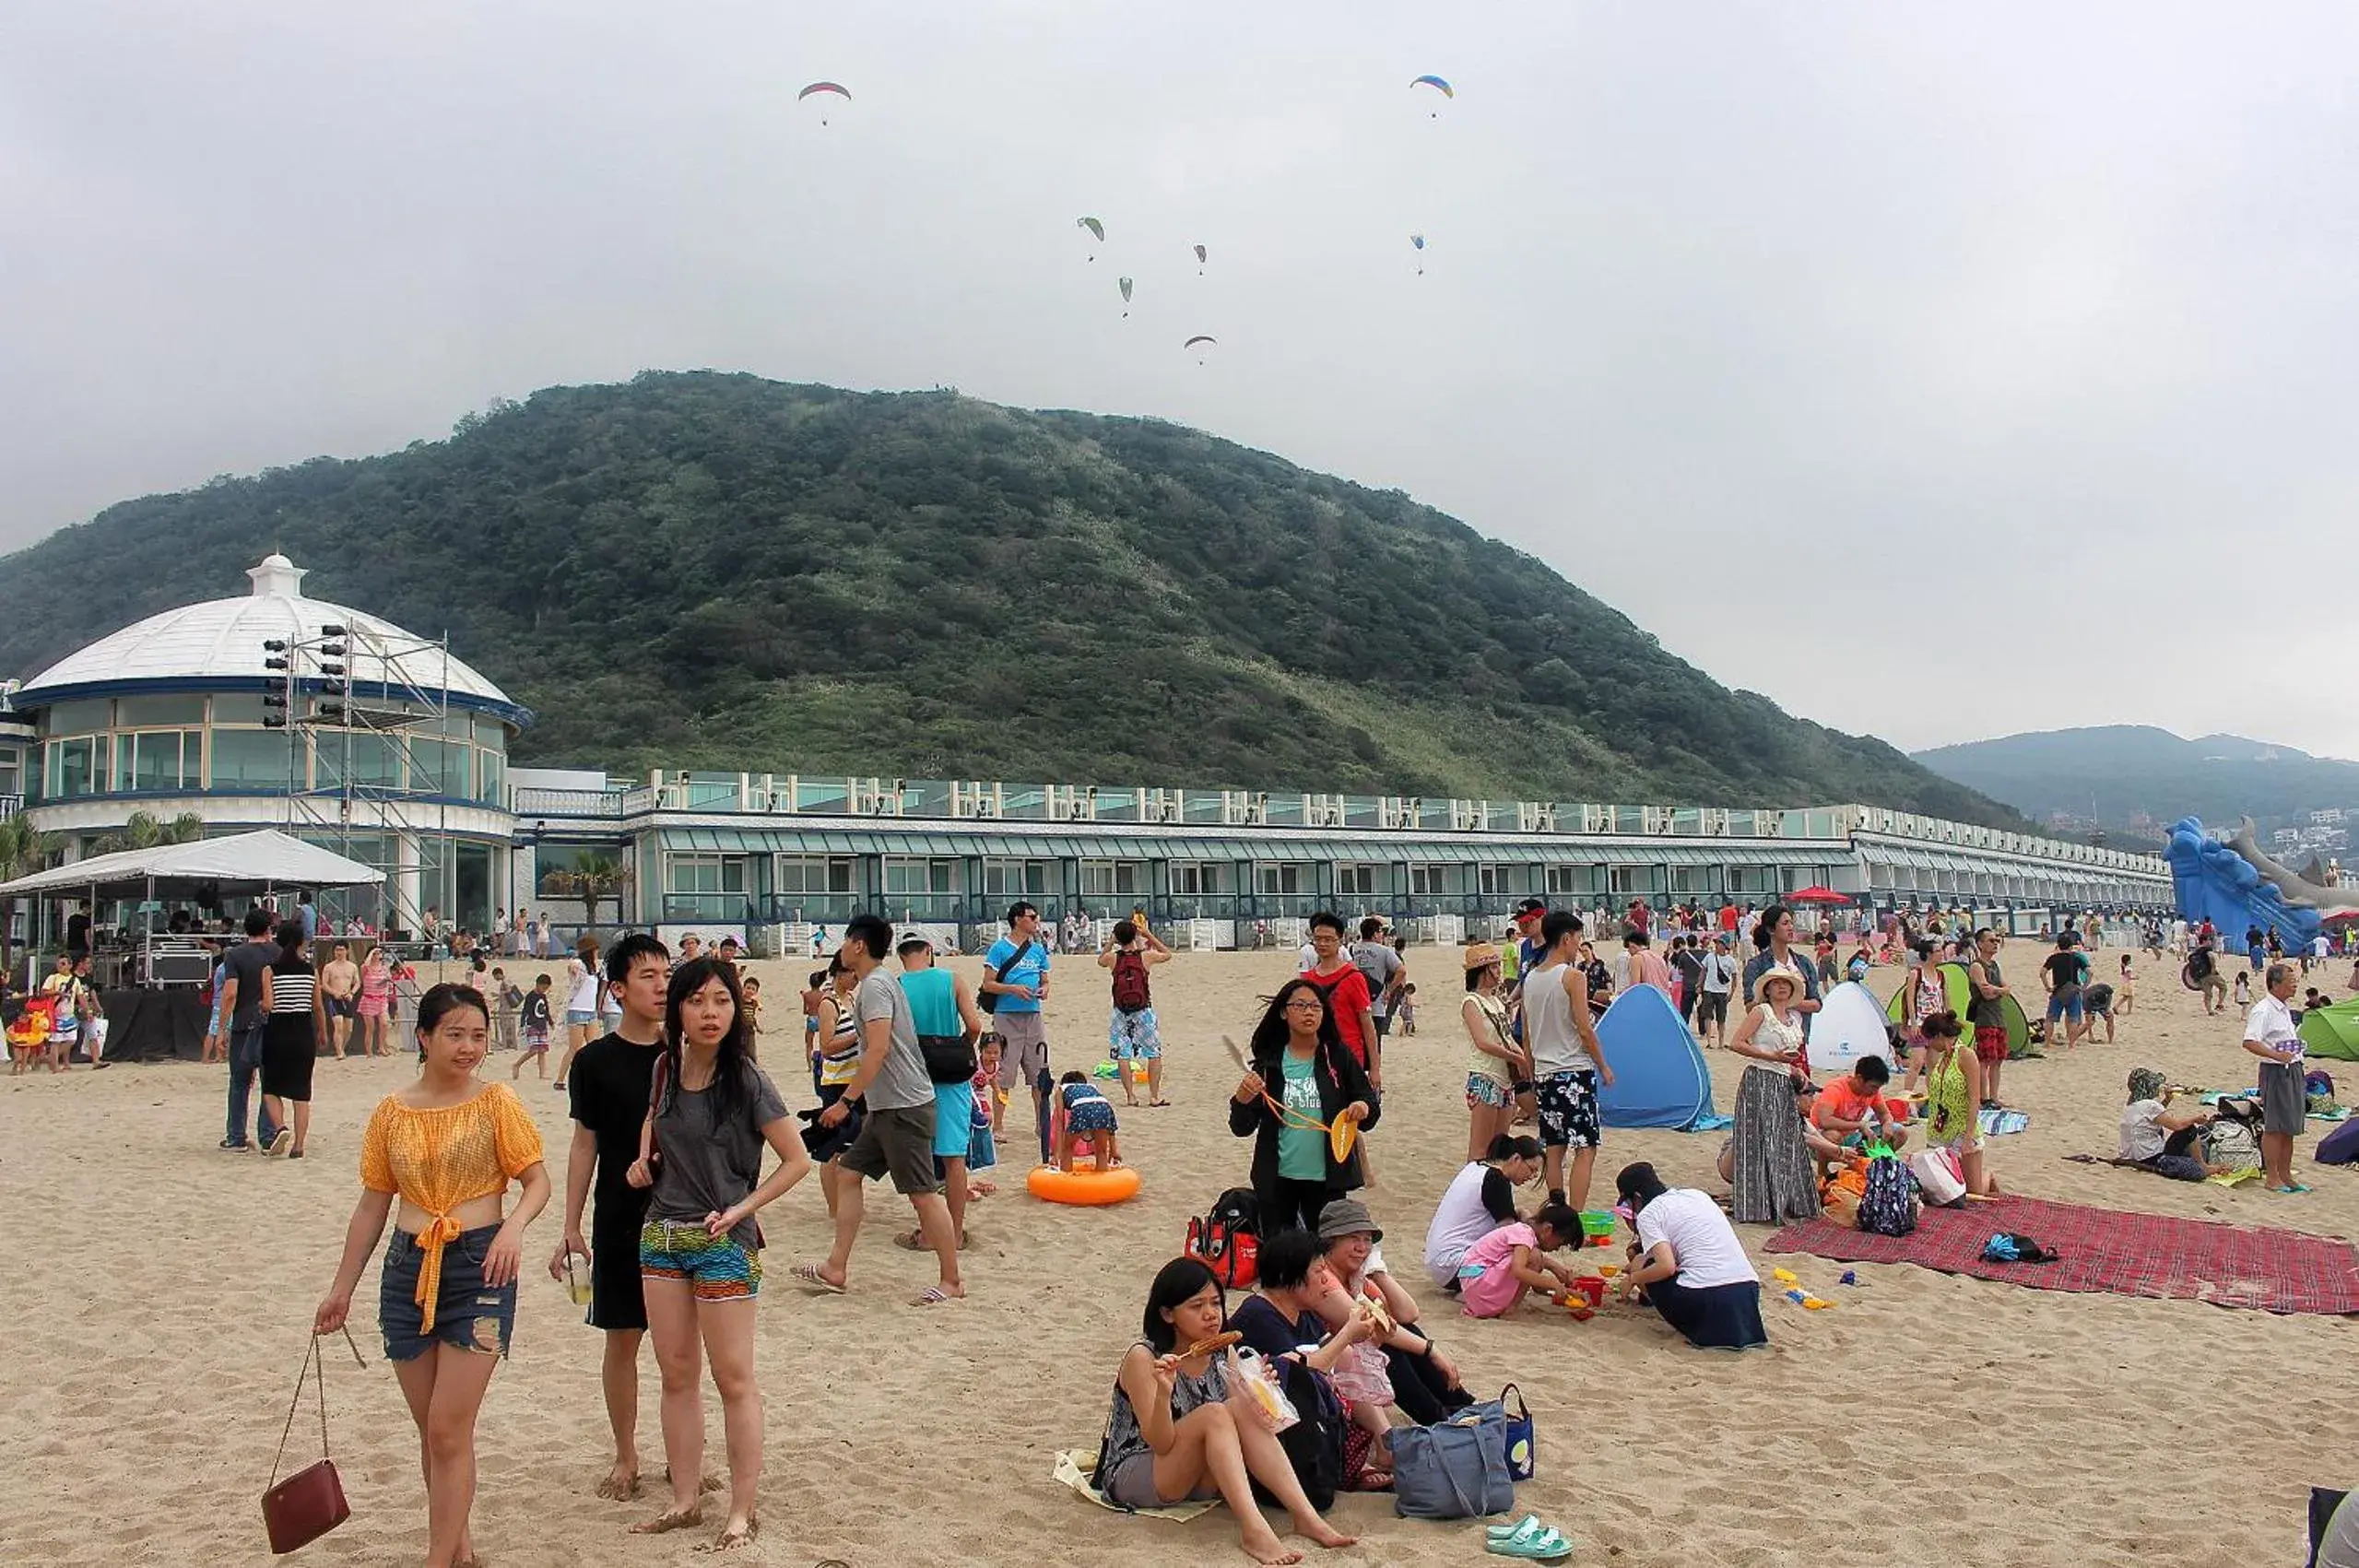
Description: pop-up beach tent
2299,997,2359,1062
1882,961,2033,1056
1594,984,1720,1130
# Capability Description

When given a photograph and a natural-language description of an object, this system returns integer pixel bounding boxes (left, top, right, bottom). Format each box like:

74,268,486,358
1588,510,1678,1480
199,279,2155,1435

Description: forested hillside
0,372,2023,822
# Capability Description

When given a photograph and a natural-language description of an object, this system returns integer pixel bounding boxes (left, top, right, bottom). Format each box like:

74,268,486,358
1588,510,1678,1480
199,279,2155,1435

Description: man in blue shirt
983,901,1053,1137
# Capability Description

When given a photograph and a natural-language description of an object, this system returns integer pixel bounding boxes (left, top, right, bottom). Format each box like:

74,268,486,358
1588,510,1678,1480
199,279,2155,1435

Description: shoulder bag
261,1327,364,1554
1391,1402,1515,1519
978,938,1038,1016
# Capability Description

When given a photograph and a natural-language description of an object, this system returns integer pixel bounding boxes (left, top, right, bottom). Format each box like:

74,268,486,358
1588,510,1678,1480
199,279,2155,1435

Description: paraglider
1193,243,1208,275
797,81,850,126
1410,233,1426,276
1410,74,1453,116
1076,216,1104,260
1118,277,1133,317
1184,334,1217,364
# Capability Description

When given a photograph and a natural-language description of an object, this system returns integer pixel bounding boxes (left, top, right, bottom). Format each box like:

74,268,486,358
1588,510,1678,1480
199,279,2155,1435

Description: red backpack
1110,949,1153,1014
1185,1186,1261,1289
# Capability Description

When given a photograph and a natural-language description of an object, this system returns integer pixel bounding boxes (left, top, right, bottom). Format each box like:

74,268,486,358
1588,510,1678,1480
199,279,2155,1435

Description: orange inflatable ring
1027,1165,1142,1206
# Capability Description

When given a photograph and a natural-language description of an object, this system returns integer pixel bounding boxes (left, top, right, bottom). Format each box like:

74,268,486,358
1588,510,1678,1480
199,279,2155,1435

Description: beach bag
2204,1117,2262,1172
978,938,1039,1015
920,1033,977,1085
1109,949,1152,1014
1822,1163,1867,1229
1858,1154,1920,1234
2306,1068,2335,1100
2313,1117,2359,1166
1496,1383,1535,1481
1250,1357,1346,1513
261,1329,362,1554
1907,1147,1965,1208
1392,1405,1515,1519
1979,1232,2058,1264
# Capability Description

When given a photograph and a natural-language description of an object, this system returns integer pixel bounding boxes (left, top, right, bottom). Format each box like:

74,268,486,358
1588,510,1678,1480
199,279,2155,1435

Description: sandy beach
1,935,2352,1568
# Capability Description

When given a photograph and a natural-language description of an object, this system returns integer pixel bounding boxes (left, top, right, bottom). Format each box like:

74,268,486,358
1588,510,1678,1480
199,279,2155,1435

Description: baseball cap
1513,898,1548,921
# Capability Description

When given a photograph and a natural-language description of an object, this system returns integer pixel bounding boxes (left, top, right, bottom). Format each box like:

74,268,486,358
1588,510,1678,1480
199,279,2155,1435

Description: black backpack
1252,1358,1346,1513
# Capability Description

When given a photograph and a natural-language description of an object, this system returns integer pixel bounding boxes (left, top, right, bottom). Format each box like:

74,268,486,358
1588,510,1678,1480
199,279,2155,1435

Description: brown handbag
262,1327,364,1554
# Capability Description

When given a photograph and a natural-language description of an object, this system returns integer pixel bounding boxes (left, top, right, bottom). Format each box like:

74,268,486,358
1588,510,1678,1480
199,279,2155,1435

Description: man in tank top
1524,911,1616,1213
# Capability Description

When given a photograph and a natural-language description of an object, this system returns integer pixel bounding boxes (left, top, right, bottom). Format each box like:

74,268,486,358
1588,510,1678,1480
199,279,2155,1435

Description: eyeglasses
1283,997,1324,1011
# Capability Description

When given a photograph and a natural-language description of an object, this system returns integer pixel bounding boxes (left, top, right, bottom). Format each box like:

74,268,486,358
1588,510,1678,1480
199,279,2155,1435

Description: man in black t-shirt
548,932,670,1502
2041,934,2092,1051
65,901,91,960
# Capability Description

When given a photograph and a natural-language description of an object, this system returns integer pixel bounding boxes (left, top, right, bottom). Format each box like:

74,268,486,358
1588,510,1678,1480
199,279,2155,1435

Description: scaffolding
268,615,458,937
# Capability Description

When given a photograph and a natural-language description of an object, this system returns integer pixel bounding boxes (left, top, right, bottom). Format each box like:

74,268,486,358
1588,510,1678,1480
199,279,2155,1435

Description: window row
39,730,505,804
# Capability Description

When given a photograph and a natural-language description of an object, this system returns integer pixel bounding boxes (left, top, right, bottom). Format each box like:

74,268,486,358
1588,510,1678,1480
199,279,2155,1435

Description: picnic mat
1765,1195,2359,1315
1052,1449,1221,1520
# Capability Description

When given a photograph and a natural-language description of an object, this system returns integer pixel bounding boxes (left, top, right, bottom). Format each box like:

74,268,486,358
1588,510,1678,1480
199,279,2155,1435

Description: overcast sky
6,2,2357,759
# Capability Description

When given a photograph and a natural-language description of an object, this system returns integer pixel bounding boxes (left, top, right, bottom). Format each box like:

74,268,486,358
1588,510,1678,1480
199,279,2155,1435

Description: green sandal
1486,1517,1574,1561
1486,1515,1542,1542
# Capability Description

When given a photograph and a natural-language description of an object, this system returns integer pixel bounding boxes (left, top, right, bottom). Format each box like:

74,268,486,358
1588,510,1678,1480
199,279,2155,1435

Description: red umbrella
1787,886,1849,905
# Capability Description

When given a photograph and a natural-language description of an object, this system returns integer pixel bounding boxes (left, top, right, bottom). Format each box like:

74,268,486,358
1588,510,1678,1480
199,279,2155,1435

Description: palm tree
0,814,57,982
90,810,206,856
566,853,633,932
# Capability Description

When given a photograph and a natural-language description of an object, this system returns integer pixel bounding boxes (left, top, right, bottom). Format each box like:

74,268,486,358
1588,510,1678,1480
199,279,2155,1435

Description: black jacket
1228,1040,1381,1197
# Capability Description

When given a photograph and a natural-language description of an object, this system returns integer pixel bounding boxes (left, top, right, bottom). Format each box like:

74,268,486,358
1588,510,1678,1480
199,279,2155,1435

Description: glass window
1409,864,1446,896
127,731,191,792
1079,860,1148,898
116,695,207,727
666,854,748,895
44,699,111,736
0,750,20,796
211,728,294,789
478,748,503,805
1337,863,1378,898
883,857,956,896
981,859,1053,899
1171,862,1224,895
1545,865,1598,896
1254,863,1310,895
776,855,855,895
48,737,103,797
209,693,267,725
1477,864,1516,898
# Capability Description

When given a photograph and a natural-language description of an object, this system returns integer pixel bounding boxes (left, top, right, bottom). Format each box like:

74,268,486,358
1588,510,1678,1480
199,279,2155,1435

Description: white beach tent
0,829,384,901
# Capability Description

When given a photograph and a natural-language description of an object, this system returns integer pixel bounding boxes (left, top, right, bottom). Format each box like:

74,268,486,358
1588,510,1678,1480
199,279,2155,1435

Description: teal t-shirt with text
1278,1054,1326,1181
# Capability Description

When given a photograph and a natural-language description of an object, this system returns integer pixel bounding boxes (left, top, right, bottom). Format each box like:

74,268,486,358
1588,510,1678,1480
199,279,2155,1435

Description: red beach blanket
1765,1195,2359,1315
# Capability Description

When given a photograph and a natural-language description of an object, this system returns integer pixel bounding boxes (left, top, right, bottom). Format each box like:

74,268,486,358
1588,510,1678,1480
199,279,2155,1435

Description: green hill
1915,725,2359,839
0,371,2024,822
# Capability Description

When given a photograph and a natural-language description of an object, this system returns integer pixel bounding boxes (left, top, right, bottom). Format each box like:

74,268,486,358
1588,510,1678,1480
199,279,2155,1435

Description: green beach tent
1884,961,2030,1056
2299,996,2359,1062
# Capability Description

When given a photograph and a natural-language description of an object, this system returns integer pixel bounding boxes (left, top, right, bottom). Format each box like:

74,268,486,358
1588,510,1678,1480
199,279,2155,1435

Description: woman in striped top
261,919,327,1158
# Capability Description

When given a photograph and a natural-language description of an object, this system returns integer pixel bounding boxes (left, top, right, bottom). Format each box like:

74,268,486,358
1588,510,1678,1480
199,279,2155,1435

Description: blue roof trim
10,673,535,730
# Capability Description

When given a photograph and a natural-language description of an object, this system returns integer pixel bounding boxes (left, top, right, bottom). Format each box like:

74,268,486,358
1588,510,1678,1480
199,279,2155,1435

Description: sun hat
1463,941,1501,973
2126,1067,2166,1103
1315,1197,1383,1244
1755,963,1807,998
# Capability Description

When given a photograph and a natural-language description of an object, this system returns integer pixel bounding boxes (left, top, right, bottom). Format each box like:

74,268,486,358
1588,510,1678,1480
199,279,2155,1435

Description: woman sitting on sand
1421,1133,1544,1291
623,956,811,1551
1229,979,1379,1236
1306,1197,1471,1439
1612,1161,1767,1351
314,984,550,1568
1095,1257,1357,1565
1724,965,1822,1224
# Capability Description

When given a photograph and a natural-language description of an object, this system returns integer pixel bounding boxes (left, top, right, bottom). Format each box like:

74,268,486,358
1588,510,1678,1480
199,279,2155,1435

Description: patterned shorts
640,1220,761,1302
1466,1073,1512,1110
1109,1008,1162,1060
1537,1069,1601,1151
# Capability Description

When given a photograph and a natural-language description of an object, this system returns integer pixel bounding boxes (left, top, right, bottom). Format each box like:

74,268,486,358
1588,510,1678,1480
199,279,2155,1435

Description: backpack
1185,1186,1261,1289
1109,949,1152,1014
1858,1153,1919,1236
1250,1357,1346,1513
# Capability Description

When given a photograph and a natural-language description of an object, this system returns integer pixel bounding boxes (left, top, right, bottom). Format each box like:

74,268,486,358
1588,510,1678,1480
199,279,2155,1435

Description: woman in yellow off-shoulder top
315,983,550,1568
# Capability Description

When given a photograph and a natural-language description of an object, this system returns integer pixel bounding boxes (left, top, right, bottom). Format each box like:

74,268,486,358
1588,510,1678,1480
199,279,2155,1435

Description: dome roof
17,555,525,722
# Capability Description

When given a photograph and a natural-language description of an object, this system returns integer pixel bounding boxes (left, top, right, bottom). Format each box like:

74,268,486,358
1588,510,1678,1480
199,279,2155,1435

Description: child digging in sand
1053,1068,1122,1173
1455,1201,1586,1319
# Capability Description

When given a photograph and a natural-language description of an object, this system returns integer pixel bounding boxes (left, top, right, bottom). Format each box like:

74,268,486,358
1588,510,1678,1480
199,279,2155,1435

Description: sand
1,936,2353,1567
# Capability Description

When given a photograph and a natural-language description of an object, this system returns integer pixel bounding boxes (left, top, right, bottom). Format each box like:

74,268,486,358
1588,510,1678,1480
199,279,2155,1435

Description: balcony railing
0,793,20,821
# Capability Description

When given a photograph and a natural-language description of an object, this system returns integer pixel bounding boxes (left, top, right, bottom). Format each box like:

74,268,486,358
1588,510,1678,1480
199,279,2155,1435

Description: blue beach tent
1594,984,1721,1130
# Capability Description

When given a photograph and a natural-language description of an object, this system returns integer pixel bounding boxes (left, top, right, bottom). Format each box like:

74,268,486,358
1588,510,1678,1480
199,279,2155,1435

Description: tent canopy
1594,984,1719,1131
0,830,384,901
2299,997,2359,1063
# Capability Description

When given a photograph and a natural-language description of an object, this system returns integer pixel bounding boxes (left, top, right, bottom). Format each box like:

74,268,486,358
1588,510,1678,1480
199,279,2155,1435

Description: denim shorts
640,1219,761,1302
564,1008,596,1027
381,1224,516,1362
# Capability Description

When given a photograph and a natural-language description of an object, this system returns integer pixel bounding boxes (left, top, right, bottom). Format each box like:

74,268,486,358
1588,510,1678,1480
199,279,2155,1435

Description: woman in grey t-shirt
623,956,812,1550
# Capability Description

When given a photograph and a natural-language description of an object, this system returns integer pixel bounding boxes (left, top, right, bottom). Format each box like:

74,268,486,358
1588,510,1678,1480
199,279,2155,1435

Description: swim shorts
1536,1069,1600,1150
639,1220,761,1303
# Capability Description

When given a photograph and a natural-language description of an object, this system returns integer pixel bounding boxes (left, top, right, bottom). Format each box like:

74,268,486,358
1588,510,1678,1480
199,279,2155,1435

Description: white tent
0,829,384,899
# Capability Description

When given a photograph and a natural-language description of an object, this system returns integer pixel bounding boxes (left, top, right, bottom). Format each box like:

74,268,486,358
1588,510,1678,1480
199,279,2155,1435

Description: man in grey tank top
1525,911,1616,1212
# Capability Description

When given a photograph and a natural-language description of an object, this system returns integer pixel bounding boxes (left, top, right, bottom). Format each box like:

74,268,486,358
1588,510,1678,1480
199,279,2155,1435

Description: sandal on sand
1487,1515,1543,1542
789,1263,845,1294
1487,1520,1574,1561
631,1502,705,1535
912,1285,961,1306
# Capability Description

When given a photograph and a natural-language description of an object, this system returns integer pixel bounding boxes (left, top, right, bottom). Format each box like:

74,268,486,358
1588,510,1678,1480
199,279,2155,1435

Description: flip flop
789,1263,845,1294
911,1285,961,1306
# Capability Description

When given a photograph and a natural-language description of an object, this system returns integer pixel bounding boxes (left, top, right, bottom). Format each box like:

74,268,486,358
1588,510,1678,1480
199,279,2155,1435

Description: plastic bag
1229,1347,1298,1433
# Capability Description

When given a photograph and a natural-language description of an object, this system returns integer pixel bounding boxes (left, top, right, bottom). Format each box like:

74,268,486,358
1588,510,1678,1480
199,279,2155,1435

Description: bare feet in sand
1294,1515,1357,1550
631,1501,705,1536
594,1460,639,1501
699,1511,757,1552
1239,1521,1304,1566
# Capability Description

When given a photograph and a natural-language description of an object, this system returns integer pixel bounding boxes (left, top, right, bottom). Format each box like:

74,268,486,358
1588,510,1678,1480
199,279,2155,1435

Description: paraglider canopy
1184,334,1217,363
796,80,849,124
1410,74,1453,116
1076,216,1104,241
1118,277,1133,316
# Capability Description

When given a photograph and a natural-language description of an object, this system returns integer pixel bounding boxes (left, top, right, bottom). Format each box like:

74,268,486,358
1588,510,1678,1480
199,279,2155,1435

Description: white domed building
10,554,525,934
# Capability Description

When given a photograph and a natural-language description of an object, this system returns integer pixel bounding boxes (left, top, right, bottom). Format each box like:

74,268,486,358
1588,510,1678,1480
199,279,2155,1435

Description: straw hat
1462,941,1501,973
1755,962,1807,998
